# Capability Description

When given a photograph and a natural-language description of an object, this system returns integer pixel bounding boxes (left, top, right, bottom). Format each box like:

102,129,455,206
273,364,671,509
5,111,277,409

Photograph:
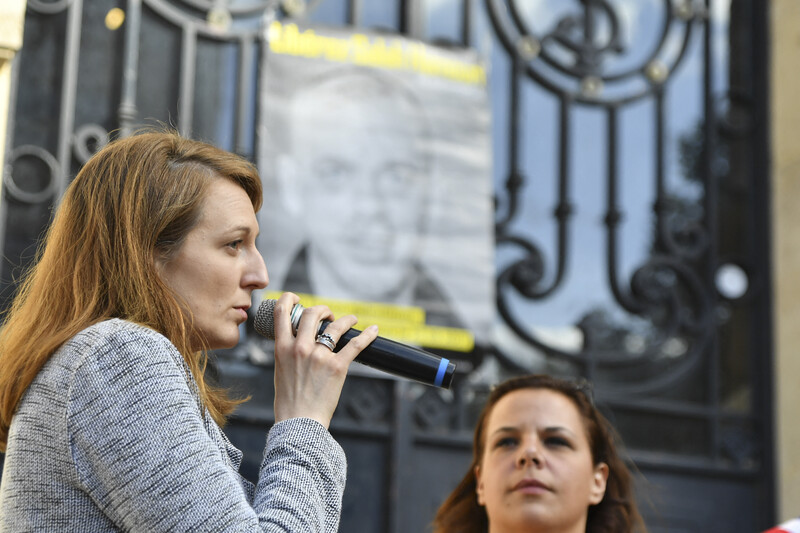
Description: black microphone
253,299,456,389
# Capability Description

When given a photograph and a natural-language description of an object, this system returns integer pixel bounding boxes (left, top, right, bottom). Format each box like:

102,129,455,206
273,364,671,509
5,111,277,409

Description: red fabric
763,518,800,533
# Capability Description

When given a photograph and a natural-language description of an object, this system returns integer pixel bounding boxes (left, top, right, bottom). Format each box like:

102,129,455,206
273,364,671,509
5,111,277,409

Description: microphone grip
318,321,455,389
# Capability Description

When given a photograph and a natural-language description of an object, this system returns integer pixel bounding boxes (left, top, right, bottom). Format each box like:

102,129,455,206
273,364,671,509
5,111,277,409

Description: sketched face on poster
276,70,433,303
259,28,495,342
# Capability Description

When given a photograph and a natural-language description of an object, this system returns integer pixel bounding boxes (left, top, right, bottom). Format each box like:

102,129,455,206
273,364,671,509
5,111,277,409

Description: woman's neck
487,517,587,533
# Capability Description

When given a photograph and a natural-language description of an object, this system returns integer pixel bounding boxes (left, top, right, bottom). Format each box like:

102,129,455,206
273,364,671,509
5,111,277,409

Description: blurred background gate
1,1,775,530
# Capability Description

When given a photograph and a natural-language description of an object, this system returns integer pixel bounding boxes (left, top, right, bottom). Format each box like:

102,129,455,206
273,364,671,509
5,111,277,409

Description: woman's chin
202,332,241,352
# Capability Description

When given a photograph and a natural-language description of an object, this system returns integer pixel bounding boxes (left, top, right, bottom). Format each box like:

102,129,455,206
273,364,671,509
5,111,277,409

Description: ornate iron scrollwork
72,124,110,165
484,0,716,395
486,0,703,104
5,145,59,204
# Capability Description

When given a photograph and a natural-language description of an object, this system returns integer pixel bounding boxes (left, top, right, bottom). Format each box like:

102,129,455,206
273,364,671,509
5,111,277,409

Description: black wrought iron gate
1,1,774,531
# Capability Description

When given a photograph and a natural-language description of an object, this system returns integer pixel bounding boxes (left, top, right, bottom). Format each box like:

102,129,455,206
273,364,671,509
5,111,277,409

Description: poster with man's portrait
257,21,494,356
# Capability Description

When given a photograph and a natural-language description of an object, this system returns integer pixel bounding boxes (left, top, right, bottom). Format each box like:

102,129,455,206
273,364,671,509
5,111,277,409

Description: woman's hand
271,292,379,429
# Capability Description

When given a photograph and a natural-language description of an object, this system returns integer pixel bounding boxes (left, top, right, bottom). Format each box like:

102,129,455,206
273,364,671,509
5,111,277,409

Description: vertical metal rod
236,35,254,158
255,18,275,176
604,105,632,311
583,0,595,47
749,0,776,521
509,58,520,188
548,94,571,296
55,0,84,200
580,80,594,390
557,96,571,208
496,57,522,230
0,54,23,284
119,0,142,137
179,23,197,137
461,0,471,47
700,0,721,463
400,0,424,39
654,86,665,247
348,0,362,27
389,380,413,533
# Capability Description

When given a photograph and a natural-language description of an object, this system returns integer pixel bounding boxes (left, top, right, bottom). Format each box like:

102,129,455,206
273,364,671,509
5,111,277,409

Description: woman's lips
512,478,551,495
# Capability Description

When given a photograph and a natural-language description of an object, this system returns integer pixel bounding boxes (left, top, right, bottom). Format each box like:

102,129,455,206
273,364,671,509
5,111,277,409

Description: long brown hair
0,130,262,451
432,374,647,533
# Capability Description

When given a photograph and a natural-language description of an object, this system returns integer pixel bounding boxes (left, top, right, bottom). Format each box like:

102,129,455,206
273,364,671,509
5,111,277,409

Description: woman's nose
517,439,543,467
244,250,269,290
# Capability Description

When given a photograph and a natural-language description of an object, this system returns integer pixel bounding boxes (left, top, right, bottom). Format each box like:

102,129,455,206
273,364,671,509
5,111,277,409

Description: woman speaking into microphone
0,130,378,532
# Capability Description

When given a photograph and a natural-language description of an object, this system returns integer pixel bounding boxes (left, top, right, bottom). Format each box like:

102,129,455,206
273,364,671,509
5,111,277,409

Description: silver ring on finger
315,332,336,351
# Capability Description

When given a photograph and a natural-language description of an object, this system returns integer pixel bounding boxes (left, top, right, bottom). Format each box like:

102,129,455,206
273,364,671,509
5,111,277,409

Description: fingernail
367,325,378,333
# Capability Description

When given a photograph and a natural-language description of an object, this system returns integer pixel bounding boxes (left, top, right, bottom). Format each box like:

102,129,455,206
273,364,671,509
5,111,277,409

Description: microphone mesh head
253,299,278,339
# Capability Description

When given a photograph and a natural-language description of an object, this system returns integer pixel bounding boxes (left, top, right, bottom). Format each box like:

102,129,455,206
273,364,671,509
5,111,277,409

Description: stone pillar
0,0,27,197
771,0,800,521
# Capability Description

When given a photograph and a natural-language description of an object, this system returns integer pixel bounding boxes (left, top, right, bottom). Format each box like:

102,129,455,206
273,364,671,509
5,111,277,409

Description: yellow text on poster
262,291,475,352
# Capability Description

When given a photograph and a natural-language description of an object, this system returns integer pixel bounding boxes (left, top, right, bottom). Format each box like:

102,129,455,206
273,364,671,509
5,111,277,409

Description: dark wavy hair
432,374,647,533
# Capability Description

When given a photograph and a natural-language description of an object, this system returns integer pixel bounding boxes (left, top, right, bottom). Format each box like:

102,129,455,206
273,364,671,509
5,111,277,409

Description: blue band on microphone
434,358,450,387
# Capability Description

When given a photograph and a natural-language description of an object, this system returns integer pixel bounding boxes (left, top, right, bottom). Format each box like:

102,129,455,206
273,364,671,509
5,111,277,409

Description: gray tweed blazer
0,319,346,532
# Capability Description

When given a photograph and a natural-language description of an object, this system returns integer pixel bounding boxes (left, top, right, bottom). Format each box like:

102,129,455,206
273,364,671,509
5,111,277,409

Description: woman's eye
495,437,518,448
227,240,243,250
545,436,571,448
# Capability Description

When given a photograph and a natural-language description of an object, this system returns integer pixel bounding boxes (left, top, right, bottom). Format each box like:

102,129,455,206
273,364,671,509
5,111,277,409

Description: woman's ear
474,465,486,506
153,246,174,276
589,462,609,505
153,251,167,273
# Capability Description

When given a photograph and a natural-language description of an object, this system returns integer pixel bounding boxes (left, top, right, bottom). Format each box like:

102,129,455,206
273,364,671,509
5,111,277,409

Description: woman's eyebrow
223,224,255,235
542,426,577,438
488,426,519,438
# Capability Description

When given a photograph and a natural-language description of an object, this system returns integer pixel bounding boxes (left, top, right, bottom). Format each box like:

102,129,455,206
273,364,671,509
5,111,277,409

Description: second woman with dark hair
432,374,646,533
